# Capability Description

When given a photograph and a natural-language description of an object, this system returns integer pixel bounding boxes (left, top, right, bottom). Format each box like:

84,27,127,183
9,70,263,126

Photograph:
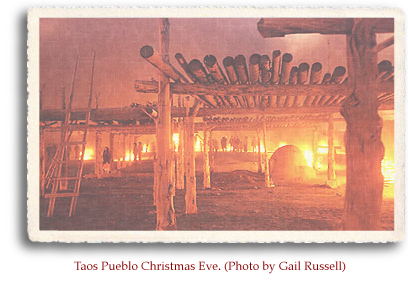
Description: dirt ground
39,152,394,231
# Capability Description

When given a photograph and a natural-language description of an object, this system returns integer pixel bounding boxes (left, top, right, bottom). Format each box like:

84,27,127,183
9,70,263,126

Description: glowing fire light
79,148,94,160
381,158,395,183
173,133,179,152
195,136,202,152
227,144,233,152
318,140,328,154
125,152,131,161
317,147,328,154
303,150,314,168
278,142,288,148
252,145,265,153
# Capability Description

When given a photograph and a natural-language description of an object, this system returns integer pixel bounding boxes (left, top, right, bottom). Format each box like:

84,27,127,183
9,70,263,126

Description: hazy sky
40,18,394,110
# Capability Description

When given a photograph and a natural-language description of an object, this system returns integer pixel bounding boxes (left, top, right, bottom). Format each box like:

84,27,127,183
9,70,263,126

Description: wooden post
341,20,385,230
312,127,319,172
327,114,337,184
203,122,211,189
175,118,185,190
40,128,45,196
109,133,115,171
209,130,215,173
262,119,271,187
257,128,262,174
123,133,128,166
185,116,197,213
155,18,176,230
95,131,102,177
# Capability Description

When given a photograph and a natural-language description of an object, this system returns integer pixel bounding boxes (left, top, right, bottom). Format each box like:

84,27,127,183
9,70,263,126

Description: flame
381,158,394,183
278,142,288,148
227,144,233,152
173,133,179,152
195,136,201,152
317,140,328,154
125,152,131,161
252,145,265,153
143,144,148,153
303,149,314,168
79,148,94,161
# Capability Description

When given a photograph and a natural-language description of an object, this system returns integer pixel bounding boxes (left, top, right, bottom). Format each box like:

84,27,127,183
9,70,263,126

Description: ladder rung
61,141,86,146
50,177,79,181
54,160,82,165
45,192,79,198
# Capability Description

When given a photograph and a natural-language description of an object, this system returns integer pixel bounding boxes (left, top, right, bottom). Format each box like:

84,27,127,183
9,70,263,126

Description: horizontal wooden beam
42,123,157,134
41,101,393,123
135,80,393,102
257,18,394,38
40,107,150,122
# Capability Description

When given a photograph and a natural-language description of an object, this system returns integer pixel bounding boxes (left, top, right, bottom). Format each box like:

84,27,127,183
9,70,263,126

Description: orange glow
173,133,179,152
278,142,288,148
381,158,394,183
142,144,148,153
303,149,314,168
195,136,201,152
80,148,94,160
125,152,131,161
318,140,328,154
227,144,233,152
251,145,265,153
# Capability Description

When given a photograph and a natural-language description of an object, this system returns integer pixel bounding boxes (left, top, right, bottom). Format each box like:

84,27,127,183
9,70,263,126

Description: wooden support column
341,20,386,230
95,131,102,177
209,130,215,174
154,18,176,230
175,118,185,190
257,128,262,174
40,128,45,196
203,122,211,189
327,114,337,186
109,133,115,171
185,116,197,213
312,127,319,172
262,119,272,187
123,133,128,166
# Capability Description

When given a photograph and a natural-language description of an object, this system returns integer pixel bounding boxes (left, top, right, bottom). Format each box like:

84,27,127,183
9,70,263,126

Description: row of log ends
139,45,393,109
203,113,330,123
172,51,352,109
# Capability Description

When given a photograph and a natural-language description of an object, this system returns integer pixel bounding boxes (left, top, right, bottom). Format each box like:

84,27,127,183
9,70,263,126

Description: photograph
27,7,403,242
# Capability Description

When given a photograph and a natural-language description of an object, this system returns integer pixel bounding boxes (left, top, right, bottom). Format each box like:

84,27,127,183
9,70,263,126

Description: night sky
40,18,394,110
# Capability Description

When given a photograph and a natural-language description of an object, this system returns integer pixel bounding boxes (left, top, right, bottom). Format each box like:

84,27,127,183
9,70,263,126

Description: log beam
175,118,185,190
327,114,336,182
312,127,319,172
134,80,393,103
95,130,102,177
140,45,188,83
341,20,386,230
203,122,211,189
262,119,272,187
257,18,394,38
155,18,177,230
256,129,262,174
184,116,197,214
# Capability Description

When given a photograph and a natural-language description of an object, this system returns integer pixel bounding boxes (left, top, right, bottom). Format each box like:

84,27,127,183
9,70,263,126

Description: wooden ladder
44,53,96,217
